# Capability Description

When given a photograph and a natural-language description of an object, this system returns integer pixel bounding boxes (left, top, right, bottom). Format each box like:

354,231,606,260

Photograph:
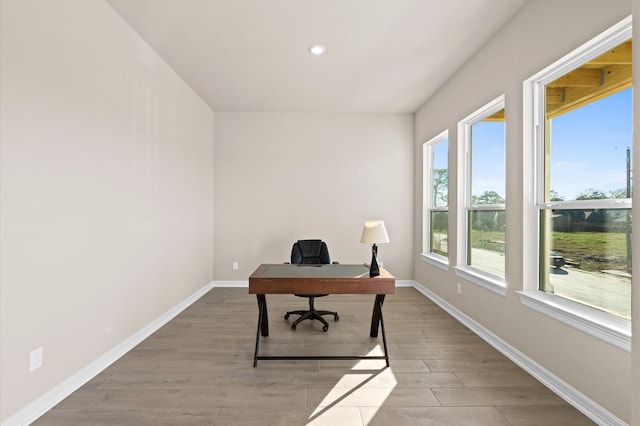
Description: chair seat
284,240,339,332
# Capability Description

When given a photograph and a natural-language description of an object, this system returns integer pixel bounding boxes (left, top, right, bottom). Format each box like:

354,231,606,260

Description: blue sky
432,140,448,169
430,87,632,202
469,87,632,201
549,87,632,200
471,120,505,199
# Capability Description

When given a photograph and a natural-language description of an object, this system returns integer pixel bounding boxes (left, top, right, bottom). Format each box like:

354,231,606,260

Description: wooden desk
249,263,395,367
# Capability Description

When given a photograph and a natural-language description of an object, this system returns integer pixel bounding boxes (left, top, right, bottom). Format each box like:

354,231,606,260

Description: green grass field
470,230,631,273
552,231,631,272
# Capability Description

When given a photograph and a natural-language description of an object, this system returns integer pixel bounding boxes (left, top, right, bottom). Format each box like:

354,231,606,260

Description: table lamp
360,220,389,277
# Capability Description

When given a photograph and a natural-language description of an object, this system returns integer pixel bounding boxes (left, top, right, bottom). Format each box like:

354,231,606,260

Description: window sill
454,266,507,296
518,290,630,352
420,253,449,271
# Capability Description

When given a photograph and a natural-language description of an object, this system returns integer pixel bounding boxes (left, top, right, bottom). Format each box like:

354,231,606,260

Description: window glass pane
547,88,632,202
430,211,448,256
471,115,505,204
423,132,449,259
431,141,448,208
468,209,505,276
540,208,632,319
538,36,632,319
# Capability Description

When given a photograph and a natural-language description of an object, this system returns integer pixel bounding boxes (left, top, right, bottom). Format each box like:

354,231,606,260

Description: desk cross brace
253,295,389,368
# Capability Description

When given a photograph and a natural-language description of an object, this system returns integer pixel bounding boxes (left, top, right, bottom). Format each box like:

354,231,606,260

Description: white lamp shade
360,220,390,244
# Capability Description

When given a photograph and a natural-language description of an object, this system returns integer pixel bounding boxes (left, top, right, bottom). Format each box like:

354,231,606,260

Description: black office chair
284,240,339,332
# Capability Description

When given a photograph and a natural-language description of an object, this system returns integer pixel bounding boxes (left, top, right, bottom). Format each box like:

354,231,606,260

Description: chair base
284,297,339,332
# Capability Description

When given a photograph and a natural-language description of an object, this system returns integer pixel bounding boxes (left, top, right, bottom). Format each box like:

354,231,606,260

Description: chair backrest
291,240,331,264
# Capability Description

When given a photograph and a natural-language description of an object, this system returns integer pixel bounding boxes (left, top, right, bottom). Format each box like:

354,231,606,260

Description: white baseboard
212,280,248,287
410,280,627,426
2,281,214,426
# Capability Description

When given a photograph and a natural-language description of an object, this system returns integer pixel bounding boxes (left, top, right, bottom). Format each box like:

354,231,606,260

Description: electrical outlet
232,261,239,271
456,283,462,295
30,347,43,372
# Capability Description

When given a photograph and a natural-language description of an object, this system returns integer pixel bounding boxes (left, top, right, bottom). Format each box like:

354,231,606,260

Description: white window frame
455,95,507,296
520,16,632,351
421,130,449,269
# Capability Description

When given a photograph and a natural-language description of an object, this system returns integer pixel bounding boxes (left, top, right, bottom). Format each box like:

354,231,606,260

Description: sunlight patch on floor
308,346,396,423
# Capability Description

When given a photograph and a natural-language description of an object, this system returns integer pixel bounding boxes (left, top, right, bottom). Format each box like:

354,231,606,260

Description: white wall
0,0,214,421
214,112,413,280
413,0,632,422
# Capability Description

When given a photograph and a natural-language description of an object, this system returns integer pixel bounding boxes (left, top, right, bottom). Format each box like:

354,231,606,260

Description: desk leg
369,295,389,367
256,294,269,337
369,294,385,337
378,297,390,367
254,294,269,367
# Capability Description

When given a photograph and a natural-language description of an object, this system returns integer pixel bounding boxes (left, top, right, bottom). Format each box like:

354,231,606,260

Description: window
457,96,506,290
531,25,632,320
423,131,449,266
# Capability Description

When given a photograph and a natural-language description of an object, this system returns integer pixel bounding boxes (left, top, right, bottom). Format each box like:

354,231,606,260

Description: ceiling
106,0,528,113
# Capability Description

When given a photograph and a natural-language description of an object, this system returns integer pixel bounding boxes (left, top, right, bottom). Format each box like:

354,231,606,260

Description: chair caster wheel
291,323,296,330
322,325,329,332
334,314,339,321
284,313,290,320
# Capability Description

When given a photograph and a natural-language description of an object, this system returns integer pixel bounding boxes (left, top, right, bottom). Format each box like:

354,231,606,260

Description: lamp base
369,244,380,277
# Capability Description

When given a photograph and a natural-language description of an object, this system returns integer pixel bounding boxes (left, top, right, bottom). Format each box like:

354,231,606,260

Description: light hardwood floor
34,287,594,425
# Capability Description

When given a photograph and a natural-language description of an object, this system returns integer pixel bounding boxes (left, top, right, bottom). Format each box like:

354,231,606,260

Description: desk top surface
248,264,395,294
256,263,371,278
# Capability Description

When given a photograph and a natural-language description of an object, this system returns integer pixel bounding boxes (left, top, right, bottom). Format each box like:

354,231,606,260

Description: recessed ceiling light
308,44,326,55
